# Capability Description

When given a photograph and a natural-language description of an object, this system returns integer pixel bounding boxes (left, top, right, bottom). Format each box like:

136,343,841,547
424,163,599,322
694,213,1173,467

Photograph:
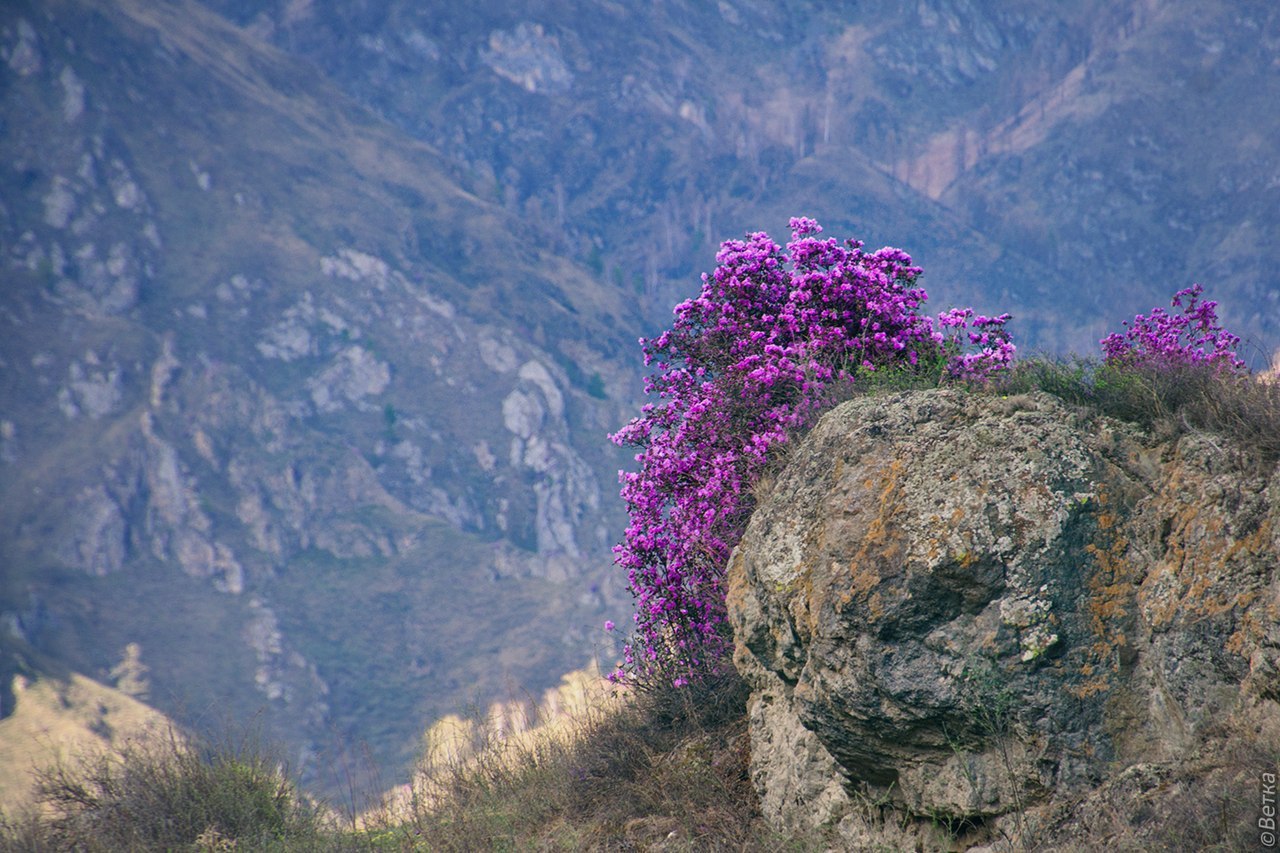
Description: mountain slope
1,0,637,794
196,0,1280,356
0,647,172,812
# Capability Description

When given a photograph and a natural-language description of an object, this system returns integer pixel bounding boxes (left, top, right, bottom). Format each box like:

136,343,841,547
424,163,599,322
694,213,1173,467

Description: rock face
729,390,1280,850
194,0,1280,357
0,0,637,800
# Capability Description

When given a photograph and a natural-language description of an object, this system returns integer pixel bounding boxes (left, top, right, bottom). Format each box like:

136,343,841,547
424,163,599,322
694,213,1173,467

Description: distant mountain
1,0,638,796
3,0,1278,802
195,0,1280,356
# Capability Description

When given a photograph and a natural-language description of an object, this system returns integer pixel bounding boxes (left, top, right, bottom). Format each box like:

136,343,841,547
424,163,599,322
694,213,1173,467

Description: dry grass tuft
361,667,813,851
0,724,327,852
999,358,1280,463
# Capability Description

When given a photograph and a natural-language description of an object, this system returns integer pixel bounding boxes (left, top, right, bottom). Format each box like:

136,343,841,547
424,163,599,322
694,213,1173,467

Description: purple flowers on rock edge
608,217,1014,684
607,223,1247,686
1100,284,1245,372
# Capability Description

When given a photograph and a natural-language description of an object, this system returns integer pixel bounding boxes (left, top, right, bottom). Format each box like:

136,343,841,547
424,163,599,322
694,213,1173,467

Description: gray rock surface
729,390,1280,850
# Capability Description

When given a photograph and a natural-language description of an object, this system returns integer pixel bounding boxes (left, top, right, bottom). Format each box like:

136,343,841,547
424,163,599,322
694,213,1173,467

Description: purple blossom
610,218,1014,685
1100,284,1245,371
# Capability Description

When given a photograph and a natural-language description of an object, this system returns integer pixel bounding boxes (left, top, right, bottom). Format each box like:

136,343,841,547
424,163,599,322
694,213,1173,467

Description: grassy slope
0,668,171,813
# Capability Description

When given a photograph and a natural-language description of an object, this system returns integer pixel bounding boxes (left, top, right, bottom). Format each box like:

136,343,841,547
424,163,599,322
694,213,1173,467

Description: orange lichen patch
848,560,881,599
1139,499,1273,634
840,458,907,619
793,561,822,639
1079,487,1142,680
724,554,752,627
789,591,816,640
1141,568,1184,631
860,458,906,556
1226,598,1276,656
1068,678,1110,699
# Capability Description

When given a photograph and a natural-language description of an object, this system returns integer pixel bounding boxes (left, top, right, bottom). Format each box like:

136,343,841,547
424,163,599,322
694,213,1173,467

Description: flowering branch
609,218,1015,684
1100,284,1245,371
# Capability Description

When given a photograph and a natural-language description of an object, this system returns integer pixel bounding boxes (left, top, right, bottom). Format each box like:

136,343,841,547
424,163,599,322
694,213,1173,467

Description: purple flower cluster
1100,284,1245,371
609,218,1015,684
937,308,1017,380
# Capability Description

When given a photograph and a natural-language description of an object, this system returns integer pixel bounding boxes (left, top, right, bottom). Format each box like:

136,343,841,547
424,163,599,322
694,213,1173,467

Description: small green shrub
0,727,326,852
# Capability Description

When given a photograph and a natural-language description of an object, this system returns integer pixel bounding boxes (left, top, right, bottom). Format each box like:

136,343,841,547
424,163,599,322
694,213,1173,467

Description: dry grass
0,723,327,852
359,667,812,851
0,671,171,815
0,664,813,851
999,357,1280,462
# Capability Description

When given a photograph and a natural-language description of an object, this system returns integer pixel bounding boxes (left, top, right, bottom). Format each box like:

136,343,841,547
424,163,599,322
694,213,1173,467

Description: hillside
3,0,1280,808
1,0,639,797
195,0,1280,355
0,645,172,812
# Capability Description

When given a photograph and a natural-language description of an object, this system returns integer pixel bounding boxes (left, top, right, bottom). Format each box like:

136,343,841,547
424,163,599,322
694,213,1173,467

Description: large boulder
728,390,1280,850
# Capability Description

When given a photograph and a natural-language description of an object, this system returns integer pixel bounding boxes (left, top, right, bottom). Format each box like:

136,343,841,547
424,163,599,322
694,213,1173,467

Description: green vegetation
817,344,1280,466
0,727,325,852
997,357,1280,462
1,671,826,851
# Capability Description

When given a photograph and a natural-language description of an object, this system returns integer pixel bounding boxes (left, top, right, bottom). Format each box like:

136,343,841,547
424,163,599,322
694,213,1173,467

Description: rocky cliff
729,390,1279,850
0,0,638,797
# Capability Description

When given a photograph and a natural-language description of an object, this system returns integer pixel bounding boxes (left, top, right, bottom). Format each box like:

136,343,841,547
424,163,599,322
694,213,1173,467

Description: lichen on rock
729,389,1280,849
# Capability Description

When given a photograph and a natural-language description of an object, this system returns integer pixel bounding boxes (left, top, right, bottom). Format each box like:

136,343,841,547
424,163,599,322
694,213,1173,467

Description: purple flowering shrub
1007,283,1276,459
938,307,1017,380
1084,283,1279,453
610,263,1267,683
610,218,1014,684
1100,284,1245,371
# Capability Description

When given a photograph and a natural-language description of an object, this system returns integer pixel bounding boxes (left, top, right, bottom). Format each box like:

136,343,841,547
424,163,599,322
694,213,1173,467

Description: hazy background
2,0,1278,802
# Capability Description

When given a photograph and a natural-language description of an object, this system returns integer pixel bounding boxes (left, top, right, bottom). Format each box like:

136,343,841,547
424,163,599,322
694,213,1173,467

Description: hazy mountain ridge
1,0,637,795
194,0,1280,354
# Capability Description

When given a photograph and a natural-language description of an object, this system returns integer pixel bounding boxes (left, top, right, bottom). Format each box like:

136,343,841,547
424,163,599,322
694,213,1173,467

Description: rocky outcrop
729,390,1280,850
